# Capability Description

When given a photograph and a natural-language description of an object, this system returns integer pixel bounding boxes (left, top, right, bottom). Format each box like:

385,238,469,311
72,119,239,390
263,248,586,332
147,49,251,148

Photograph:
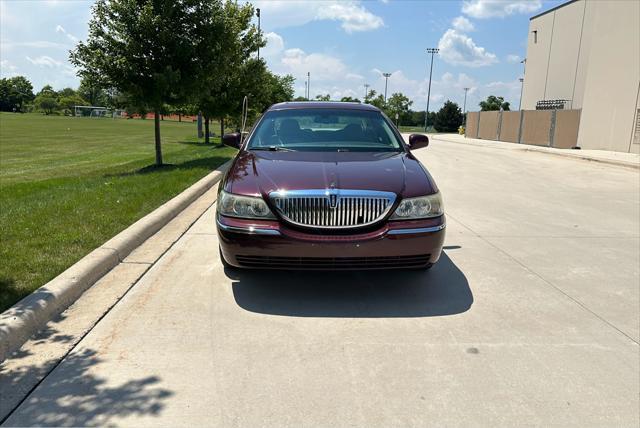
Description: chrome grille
270,189,396,229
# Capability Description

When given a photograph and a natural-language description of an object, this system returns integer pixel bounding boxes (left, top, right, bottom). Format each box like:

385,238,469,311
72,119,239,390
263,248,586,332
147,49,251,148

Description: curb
415,133,639,170
0,161,230,362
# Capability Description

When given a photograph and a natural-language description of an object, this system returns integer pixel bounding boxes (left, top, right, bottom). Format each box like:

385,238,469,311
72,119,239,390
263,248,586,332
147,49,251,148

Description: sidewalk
413,133,640,170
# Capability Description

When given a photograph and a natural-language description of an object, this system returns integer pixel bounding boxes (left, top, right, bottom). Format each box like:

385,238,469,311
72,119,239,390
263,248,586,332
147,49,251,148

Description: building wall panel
477,111,500,140
553,109,581,149
521,110,552,146
498,111,521,143
520,12,555,110
544,0,585,106
577,0,640,152
465,112,479,138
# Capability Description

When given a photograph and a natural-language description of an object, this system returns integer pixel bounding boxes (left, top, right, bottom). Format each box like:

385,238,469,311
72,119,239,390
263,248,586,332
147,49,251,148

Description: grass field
0,113,235,312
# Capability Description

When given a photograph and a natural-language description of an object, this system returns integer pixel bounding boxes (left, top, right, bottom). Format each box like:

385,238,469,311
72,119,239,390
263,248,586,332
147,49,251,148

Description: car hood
223,150,437,198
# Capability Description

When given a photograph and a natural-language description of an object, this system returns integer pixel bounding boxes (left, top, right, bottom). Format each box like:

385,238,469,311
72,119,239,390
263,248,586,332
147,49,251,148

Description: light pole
423,48,439,132
463,87,470,125
364,83,369,102
307,72,310,100
463,87,469,113
518,78,524,110
256,8,261,60
304,81,308,101
382,73,392,103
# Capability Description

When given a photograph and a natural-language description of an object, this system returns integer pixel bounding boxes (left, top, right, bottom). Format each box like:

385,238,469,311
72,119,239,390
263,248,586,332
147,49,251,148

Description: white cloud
25,55,76,77
438,29,497,67
452,16,474,32
1,40,67,50
462,0,542,19
316,2,384,33
280,48,348,81
26,55,62,68
346,73,364,81
55,24,79,43
252,1,383,33
0,59,18,77
506,54,522,63
262,32,284,58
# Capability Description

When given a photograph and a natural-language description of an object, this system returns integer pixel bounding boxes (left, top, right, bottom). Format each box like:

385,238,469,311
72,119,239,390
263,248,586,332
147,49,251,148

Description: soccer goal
73,105,126,118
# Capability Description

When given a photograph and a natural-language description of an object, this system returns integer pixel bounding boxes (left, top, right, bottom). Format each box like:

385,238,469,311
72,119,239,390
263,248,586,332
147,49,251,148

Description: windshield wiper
250,146,296,152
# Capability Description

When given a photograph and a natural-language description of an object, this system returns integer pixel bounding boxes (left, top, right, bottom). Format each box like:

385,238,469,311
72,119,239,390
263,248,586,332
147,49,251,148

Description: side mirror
408,133,429,150
222,132,241,149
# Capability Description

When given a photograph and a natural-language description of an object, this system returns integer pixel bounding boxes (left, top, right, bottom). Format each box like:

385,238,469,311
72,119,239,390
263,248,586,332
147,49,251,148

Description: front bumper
217,214,446,270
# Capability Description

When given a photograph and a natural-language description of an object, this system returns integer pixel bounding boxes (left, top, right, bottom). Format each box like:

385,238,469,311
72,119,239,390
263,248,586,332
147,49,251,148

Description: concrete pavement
3,139,639,427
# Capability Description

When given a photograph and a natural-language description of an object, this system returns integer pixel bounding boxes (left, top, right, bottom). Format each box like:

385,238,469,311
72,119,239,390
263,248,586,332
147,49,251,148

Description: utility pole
463,87,469,125
463,87,469,113
423,47,439,132
518,78,524,110
307,72,310,100
256,8,261,60
382,73,392,103
519,58,526,109
364,83,369,102
304,81,308,101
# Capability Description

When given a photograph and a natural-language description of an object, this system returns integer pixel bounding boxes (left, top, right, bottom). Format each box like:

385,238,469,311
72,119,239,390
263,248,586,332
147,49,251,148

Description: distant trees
33,93,59,115
0,76,35,112
340,96,360,103
433,100,463,132
77,77,108,107
315,94,331,101
479,95,510,111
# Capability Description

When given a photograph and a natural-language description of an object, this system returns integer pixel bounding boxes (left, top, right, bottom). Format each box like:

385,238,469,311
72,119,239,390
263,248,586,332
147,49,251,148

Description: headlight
217,190,275,219
390,192,443,220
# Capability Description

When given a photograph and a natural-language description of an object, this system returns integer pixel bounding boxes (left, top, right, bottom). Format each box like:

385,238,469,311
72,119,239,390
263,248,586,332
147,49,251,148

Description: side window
532,30,537,44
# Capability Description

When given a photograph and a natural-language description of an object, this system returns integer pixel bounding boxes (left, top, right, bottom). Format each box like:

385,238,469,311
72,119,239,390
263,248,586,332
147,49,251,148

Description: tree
386,92,412,124
34,93,59,115
340,96,360,103
479,95,510,111
37,85,57,98
364,89,376,104
71,0,221,166
293,96,307,102
77,76,107,107
315,94,330,101
196,1,263,143
434,100,463,132
260,73,295,108
0,76,35,112
369,93,386,111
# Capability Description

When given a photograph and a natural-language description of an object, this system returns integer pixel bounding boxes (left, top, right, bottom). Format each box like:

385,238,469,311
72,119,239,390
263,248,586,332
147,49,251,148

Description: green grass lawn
0,113,235,312
398,125,450,133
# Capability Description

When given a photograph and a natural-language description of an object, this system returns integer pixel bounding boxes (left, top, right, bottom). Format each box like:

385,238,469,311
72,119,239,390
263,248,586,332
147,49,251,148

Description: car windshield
247,108,403,152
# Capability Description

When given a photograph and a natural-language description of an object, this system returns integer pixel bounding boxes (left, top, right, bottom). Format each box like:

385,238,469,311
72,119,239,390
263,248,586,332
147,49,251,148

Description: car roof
267,101,381,112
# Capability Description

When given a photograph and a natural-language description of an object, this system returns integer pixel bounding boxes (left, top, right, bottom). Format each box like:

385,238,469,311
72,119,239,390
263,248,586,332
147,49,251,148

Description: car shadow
229,252,472,318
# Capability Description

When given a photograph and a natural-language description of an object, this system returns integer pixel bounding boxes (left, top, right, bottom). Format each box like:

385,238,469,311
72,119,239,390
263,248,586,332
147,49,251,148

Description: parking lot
4,137,639,427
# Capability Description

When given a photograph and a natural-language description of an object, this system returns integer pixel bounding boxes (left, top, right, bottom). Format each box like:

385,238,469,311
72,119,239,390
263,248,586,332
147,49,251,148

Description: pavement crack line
445,212,639,346
1,192,220,424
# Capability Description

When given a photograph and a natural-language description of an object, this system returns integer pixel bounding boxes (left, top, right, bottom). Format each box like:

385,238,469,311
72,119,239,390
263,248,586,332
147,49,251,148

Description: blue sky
0,0,564,111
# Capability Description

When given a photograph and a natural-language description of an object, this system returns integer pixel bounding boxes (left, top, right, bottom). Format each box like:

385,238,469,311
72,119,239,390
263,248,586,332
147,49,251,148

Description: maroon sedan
217,102,445,270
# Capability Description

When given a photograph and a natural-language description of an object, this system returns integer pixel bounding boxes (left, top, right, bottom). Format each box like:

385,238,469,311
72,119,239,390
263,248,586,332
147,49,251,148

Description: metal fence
465,109,581,149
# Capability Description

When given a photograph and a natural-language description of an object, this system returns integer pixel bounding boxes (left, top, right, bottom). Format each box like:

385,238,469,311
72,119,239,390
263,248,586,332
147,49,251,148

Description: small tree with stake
197,1,263,143
71,0,219,166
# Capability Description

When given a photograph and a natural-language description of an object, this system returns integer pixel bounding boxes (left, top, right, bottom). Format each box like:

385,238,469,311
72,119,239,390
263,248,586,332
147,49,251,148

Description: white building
520,0,640,153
